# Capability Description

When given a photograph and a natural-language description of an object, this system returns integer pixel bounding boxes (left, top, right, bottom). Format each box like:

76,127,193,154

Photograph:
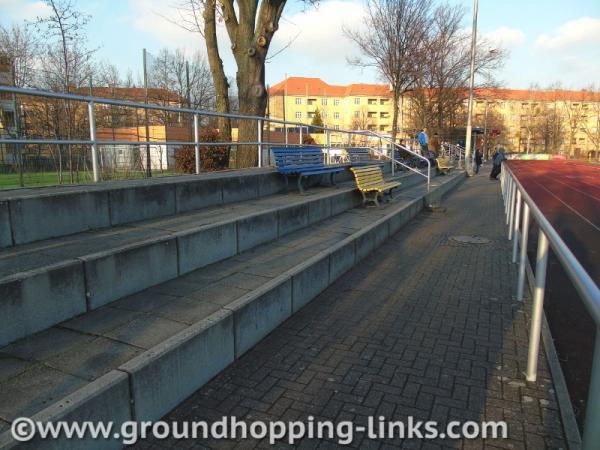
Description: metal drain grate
449,235,491,245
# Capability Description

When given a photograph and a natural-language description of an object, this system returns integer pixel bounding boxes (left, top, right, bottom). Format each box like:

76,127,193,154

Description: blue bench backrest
347,147,372,161
272,147,325,170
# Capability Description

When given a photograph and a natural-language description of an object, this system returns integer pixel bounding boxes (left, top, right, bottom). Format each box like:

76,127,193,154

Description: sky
1,0,599,90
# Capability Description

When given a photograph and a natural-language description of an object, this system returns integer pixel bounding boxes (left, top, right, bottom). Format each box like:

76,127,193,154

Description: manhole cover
450,235,491,245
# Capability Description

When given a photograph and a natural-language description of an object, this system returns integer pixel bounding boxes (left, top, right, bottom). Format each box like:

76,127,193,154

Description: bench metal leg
373,192,380,207
297,175,305,193
283,175,289,192
330,172,337,186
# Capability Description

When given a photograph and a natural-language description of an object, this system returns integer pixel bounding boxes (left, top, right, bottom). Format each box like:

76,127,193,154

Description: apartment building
268,77,396,133
268,77,600,157
0,55,17,166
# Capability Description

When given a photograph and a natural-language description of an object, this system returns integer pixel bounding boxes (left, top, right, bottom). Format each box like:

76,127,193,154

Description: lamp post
464,0,479,175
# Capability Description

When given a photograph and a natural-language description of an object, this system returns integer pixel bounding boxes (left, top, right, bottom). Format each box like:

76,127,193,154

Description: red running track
507,160,600,284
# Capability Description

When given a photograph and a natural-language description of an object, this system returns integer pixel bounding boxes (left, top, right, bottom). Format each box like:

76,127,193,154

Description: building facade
0,55,18,168
268,77,600,158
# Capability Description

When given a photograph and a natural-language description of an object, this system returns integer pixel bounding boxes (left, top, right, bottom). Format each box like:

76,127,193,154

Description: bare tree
172,0,232,142
581,85,600,159
33,0,96,182
345,0,431,144
0,23,40,88
350,106,374,131
410,3,505,136
560,91,586,157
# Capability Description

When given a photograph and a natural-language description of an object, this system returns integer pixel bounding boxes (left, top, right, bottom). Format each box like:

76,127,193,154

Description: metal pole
516,203,530,302
526,230,549,382
87,101,100,182
582,328,600,450
299,126,303,145
508,182,517,239
143,48,152,178
512,190,522,262
194,113,200,174
464,0,479,176
257,119,263,168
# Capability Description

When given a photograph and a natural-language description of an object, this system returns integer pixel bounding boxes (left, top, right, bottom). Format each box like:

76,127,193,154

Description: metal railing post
257,119,263,168
299,126,303,145
508,183,517,240
326,130,331,164
506,178,514,224
512,190,522,261
526,230,549,382
194,113,200,174
87,101,100,182
517,203,530,302
582,328,600,450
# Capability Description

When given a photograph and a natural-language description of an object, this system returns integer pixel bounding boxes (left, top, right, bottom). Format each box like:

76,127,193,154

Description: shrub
174,128,229,173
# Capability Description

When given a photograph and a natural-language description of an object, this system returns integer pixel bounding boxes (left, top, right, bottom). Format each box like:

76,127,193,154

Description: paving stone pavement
133,174,568,450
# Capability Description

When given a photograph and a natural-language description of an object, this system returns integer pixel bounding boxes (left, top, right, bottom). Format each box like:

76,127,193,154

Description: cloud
270,1,364,68
0,0,51,21
535,17,600,50
484,26,526,49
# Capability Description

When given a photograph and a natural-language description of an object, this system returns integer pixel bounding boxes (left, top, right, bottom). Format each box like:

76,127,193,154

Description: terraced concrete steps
0,170,464,450
0,178,378,348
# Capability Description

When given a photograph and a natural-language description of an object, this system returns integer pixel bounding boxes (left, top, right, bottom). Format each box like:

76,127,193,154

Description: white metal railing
0,85,420,185
358,130,431,190
500,162,600,450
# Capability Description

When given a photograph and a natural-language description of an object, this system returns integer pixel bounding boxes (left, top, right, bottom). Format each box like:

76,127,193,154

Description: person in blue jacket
490,147,506,179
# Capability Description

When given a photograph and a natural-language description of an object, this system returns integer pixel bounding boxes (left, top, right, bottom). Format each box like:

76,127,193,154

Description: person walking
489,147,506,180
475,149,483,174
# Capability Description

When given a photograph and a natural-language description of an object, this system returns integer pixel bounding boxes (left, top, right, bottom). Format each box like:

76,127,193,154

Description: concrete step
0,170,464,450
0,171,422,347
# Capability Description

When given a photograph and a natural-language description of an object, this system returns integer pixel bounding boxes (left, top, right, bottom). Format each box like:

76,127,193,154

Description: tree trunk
220,0,286,168
391,90,400,145
203,0,231,142
235,56,267,168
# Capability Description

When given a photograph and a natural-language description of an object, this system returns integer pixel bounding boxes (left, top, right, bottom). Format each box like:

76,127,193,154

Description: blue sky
1,0,599,89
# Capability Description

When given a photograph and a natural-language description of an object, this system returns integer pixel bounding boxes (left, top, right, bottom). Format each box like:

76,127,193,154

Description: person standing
417,128,429,154
475,149,483,174
489,147,506,180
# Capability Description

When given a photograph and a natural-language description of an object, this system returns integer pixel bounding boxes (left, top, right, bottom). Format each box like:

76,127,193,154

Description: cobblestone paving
134,175,567,449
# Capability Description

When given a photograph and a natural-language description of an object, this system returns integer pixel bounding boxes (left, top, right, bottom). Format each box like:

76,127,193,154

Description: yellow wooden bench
436,157,454,175
350,165,401,206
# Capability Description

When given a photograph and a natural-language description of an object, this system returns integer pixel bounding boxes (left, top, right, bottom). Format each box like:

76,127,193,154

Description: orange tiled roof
474,88,600,102
269,77,600,102
269,77,390,97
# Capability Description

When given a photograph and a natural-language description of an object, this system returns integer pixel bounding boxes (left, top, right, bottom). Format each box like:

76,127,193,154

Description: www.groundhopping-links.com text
11,416,508,445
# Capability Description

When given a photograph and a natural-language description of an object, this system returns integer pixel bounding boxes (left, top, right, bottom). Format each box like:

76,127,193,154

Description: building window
354,111,360,118
354,97,360,105
334,99,340,106
2,110,15,128
307,112,315,118
295,98,301,105
379,125,386,131
334,125,340,130
321,99,327,106
322,112,328,119
295,112,302,119
334,112,340,119
380,98,389,105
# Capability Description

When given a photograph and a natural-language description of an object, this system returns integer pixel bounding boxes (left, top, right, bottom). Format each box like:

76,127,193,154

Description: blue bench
272,147,345,193
347,147,384,166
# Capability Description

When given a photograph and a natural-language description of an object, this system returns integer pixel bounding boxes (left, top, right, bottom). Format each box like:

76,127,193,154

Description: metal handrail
0,85,431,185
0,85,435,191
357,130,431,190
501,162,600,450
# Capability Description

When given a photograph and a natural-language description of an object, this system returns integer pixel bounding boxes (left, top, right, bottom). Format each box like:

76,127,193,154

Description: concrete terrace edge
0,170,421,348
0,171,465,450
0,164,393,248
